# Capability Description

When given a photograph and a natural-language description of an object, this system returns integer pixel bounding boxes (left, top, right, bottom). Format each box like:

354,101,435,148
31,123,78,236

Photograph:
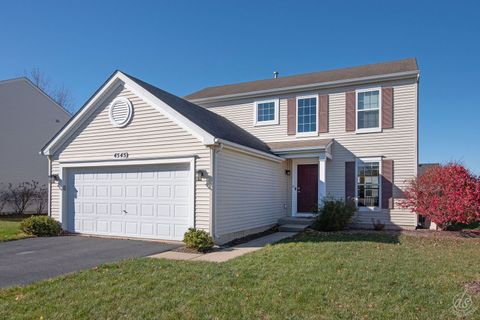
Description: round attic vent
109,98,133,127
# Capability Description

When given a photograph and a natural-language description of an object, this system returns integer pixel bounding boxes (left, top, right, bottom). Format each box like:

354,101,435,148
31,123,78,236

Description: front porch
268,139,333,217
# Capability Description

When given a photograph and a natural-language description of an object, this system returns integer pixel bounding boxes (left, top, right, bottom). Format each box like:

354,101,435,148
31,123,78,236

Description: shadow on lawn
278,229,402,245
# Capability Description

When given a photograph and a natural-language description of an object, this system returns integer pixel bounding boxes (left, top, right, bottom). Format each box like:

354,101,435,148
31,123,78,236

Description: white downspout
318,155,327,206
212,143,224,240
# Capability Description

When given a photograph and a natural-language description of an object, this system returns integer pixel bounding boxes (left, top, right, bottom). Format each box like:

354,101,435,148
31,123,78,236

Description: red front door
297,164,319,213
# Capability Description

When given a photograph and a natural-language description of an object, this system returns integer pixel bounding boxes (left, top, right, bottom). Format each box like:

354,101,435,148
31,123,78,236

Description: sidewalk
149,232,296,263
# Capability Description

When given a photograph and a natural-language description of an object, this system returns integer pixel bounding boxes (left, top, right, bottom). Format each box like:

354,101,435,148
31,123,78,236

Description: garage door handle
123,210,127,213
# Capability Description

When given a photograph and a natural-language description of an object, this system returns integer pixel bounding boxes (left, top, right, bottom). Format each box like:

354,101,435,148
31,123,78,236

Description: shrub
1,181,39,214
33,185,48,214
313,198,356,231
0,181,48,214
20,216,61,236
0,184,8,214
402,163,480,229
183,228,214,252
372,219,385,231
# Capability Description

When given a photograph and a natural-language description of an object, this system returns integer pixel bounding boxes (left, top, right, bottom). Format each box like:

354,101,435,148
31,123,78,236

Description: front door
297,164,319,213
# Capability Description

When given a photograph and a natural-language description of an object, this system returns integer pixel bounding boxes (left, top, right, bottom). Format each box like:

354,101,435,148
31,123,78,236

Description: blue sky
1,1,479,173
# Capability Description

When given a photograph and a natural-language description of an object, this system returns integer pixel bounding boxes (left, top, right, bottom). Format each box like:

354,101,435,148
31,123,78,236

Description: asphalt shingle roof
185,58,419,100
123,72,272,154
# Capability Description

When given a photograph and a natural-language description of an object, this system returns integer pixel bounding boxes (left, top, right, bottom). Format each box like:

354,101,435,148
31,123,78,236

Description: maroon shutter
345,91,356,132
345,161,356,203
382,87,393,129
382,159,394,209
287,98,296,135
318,94,329,133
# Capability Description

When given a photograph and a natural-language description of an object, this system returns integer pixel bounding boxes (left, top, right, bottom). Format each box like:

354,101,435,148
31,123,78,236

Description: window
254,99,279,126
297,96,317,134
357,89,381,132
356,158,381,209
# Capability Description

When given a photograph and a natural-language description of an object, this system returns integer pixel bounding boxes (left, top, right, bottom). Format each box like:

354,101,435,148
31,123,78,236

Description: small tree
25,68,74,111
0,184,8,214
402,163,480,229
33,185,48,214
6,181,39,214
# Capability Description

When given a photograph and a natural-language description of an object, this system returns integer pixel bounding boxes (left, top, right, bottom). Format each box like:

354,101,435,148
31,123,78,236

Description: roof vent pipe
273,71,279,79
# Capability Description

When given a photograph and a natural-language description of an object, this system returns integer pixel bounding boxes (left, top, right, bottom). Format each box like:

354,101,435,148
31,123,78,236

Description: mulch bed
219,226,278,248
304,228,480,239
172,226,279,254
460,229,480,238
464,281,480,295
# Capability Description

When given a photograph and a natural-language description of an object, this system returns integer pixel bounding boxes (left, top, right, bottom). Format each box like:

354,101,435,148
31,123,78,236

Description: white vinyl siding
215,148,288,238
199,77,418,228
50,86,212,232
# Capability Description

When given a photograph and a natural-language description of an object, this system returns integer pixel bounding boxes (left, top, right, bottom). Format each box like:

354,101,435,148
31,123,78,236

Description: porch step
277,216,315,232
278,224,311,232
278,217,316,226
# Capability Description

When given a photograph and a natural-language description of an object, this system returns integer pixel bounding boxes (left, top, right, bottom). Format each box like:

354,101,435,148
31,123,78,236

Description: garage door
67,163,192,240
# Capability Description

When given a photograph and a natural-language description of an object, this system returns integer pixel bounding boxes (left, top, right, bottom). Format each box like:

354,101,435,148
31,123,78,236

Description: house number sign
113,152,129,159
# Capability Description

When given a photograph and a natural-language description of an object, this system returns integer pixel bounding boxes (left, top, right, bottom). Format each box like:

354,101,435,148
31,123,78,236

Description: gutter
271,146,328,153
188,70,419,104
213,138,284,162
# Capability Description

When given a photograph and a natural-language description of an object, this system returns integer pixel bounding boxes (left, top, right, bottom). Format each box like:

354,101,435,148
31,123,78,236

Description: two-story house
42,58,419,243
0,77,71,213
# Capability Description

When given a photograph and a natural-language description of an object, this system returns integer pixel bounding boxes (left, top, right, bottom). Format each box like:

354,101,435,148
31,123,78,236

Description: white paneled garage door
66,163,192,240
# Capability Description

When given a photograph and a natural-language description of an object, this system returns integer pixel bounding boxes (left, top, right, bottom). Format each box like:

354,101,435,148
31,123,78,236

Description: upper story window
356,158,381,210
254,99,279,126
297,95,317,135
357,88,381,133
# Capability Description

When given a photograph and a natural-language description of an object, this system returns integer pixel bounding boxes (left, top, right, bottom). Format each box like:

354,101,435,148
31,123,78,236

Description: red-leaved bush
402,163,480,229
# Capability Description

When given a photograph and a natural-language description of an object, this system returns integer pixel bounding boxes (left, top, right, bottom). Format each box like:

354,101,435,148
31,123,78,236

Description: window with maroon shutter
318,94,329,133
345,161,356,202
381,159,394,209
345,92,356,131
356,160,380,208
382,87,393,129
287,98,296,135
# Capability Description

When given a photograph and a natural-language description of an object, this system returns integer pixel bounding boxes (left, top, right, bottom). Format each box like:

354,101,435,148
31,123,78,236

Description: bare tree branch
51,84,74,111
26,67,50,92
24,68,74,112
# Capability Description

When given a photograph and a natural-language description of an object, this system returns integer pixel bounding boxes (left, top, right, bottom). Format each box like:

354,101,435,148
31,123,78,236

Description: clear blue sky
1,1,479,173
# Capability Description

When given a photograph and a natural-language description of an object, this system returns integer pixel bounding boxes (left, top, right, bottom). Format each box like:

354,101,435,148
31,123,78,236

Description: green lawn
0,216,29,242
1,232,479,319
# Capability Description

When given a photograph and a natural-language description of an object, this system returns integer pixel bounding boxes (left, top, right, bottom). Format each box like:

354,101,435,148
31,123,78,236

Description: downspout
47,155,52,217
211,142,224,240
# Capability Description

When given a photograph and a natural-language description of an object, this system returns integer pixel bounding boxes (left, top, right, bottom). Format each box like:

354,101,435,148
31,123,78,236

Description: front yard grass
1,232,479,319
0,216,29,242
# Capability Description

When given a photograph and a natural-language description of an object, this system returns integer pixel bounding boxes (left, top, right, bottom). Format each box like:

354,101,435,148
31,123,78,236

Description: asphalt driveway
0,236,180,288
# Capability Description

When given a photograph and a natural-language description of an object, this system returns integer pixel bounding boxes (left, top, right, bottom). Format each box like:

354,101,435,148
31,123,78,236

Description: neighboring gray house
0,78,71,197
42,58,419,243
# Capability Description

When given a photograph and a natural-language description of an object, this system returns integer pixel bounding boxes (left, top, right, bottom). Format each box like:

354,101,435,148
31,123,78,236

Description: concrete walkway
149,232,296,263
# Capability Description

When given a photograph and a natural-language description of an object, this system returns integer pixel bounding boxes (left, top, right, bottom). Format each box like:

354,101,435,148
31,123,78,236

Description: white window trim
296,94,319,137
355,157,382,212
355,87,382,134
253,99,279,126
